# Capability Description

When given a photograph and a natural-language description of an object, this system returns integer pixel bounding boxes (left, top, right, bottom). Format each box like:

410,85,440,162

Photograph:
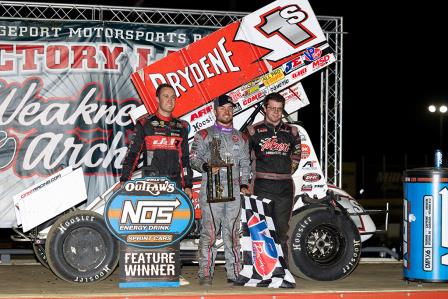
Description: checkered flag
235,195,296,288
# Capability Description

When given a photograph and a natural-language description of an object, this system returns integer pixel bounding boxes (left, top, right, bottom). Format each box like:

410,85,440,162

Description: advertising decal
132,0,332,118
105,177,194,287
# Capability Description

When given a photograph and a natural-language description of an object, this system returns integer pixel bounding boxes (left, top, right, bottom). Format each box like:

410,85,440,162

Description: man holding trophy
190,95,251,286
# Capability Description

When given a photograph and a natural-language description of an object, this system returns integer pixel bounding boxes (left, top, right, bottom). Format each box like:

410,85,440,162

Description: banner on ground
105,177,194,288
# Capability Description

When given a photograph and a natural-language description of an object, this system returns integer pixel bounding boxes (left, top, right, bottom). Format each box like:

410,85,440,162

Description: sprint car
12,120,384,283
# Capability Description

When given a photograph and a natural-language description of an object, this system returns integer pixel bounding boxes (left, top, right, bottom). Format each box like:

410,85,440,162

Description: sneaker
198,277,213,286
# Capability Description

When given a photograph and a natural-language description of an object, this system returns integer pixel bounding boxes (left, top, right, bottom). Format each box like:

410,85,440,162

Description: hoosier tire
45,210,119,283
287,207,361,281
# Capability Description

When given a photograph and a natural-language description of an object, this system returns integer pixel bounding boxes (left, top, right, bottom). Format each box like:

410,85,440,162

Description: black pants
254,178,294,261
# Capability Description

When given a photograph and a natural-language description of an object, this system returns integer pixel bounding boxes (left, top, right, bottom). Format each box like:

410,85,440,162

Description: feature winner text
124,252,176,277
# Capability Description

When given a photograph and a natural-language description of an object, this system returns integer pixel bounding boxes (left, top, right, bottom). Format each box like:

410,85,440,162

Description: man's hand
240,186,251,196
184,187,193,199
112,181,124,192
203,163,220,175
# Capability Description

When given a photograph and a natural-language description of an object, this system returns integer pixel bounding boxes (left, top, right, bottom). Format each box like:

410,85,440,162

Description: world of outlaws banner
0,20,214,227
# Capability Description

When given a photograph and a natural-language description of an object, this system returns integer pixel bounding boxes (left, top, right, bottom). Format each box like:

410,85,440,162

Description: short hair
263,92,285,107
156,83,174,98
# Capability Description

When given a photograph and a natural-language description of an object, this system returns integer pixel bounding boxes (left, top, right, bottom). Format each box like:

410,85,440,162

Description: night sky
20,0,448,163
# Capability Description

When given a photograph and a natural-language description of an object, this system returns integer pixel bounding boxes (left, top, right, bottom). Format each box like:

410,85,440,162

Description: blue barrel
403,168,448,282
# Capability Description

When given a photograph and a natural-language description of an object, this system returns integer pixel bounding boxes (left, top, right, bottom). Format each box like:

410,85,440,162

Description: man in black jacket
115,83,192,197
246,92,301,260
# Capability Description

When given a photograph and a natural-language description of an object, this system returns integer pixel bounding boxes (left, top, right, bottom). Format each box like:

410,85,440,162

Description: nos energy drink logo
248,215,278,277
105,177,194,248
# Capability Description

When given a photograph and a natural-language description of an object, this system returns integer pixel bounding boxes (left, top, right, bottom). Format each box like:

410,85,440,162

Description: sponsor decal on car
301,144,310,159
302,160,318,170
282,56,304,74
311,53,332,69
292,66,308,80
233,102,243,113
303,172,322,182
181,104,216,138
190,105,213,121
261,68,285,86
301,184,313,192
269,78,290,93
302,47,322,62
312,184,325,189
242,91,266,107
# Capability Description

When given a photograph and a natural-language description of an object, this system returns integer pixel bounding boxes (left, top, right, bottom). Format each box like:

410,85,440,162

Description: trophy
206,136,235,203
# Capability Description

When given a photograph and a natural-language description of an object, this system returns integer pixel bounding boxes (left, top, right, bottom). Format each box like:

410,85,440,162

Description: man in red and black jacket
246,92,301,260
116,83,193,197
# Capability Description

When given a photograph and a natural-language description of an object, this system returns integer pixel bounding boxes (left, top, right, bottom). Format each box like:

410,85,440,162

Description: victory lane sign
105,177,194,288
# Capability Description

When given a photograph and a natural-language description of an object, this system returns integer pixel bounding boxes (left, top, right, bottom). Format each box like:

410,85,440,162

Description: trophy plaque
206,137,234,203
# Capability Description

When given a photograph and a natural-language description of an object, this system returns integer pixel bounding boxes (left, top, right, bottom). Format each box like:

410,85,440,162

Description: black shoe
227,278,239,286
227,278,244,287
198,277,213,286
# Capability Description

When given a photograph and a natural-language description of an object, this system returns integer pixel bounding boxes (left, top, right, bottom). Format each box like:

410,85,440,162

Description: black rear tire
32,242,49,268
287,207,361,281
45,210,119,283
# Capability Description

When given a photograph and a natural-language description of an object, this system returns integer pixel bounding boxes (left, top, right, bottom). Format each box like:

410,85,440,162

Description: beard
217,115,233,125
